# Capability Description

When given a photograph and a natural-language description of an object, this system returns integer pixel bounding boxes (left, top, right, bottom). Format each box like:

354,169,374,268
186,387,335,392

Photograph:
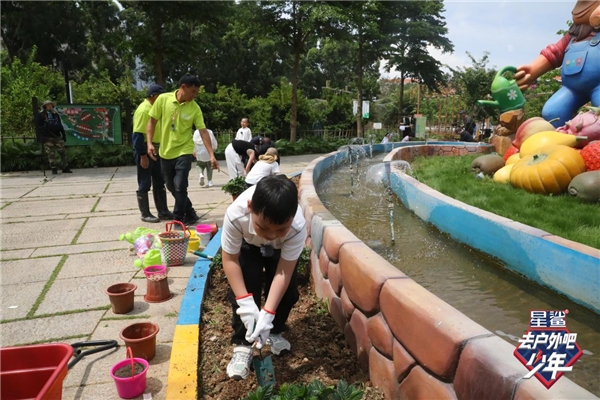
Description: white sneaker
266,333,291,355
226,346,253,380
208,181,213,187
199,174,205,186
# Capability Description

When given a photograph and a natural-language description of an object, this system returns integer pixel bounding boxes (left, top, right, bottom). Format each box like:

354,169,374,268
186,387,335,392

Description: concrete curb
166,230,222,399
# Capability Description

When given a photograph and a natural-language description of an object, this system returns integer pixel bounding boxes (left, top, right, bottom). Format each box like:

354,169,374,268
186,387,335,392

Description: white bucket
199,232,212,248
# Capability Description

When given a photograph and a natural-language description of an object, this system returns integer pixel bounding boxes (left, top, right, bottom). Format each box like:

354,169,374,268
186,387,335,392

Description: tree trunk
357,42,364,138
398,72,405,125
290,50,300,143
153,23,164,86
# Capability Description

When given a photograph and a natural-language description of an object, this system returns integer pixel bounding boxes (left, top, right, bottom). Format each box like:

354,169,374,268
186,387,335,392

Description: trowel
252,342,276,387
251,333,276,387
193,250,213,260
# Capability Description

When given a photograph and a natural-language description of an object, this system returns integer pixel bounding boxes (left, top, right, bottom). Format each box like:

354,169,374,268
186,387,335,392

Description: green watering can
477,66,526,113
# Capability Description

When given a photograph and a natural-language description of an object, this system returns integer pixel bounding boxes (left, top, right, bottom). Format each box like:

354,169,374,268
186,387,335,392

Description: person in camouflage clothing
34,100,72,174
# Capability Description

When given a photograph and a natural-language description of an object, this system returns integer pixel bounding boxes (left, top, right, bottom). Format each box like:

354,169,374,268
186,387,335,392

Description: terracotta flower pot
144,274,172,303
106,283,137,314
209,222,219,239
119,322,160,361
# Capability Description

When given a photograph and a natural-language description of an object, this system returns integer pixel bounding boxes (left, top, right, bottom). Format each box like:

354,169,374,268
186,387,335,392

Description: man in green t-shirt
132,83,173,223
147,74,218,226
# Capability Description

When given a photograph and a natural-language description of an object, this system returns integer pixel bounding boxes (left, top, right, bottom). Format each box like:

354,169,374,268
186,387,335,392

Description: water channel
316,151,600,395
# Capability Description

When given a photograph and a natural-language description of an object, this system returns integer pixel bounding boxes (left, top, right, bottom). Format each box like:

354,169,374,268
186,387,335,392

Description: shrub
0,141,43,172
0,141,135,172
221,176,248,197
243,379,363,400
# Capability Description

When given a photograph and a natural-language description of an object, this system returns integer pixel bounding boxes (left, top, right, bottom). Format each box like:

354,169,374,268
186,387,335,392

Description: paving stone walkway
0,154,322,400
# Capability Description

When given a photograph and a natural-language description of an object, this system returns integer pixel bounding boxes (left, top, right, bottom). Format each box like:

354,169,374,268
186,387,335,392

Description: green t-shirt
133,99,162,144
148,90,206,160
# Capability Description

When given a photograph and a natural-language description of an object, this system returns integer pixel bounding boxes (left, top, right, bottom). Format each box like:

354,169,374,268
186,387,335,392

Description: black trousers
228,241,299,345
160,154,195,221
134,143,165,193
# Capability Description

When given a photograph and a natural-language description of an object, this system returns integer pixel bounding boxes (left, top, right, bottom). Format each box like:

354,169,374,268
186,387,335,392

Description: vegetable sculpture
493,164,514,183
580,141,600,171
519,131,587,157
510,145,586,195
556,106,600,147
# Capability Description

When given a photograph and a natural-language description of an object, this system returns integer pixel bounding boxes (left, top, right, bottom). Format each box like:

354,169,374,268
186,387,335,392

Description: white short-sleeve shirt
245,161,280,185
235,127,252,142
221,185,306,261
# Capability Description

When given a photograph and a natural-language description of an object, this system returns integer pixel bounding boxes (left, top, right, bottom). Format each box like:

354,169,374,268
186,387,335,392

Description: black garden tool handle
68,340,119,369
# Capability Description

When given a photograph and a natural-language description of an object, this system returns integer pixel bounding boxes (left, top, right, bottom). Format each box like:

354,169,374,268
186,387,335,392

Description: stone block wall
299,145,597,400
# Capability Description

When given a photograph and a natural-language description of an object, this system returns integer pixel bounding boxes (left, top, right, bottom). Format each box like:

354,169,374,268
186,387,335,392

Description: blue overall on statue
542,33,600,126
514,0,600,127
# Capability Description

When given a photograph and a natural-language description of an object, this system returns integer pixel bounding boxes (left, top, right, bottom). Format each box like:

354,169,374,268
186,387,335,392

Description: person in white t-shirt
193,128,218,187
235,118,252,142
221,175,306,380
245,147,280,186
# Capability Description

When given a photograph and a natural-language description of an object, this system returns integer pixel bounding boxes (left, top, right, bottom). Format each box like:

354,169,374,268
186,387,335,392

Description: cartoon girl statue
515,0,600,127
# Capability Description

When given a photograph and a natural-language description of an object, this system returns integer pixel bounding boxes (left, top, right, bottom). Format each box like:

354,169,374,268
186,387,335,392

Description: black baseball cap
147,84,166,97
459,110,467,114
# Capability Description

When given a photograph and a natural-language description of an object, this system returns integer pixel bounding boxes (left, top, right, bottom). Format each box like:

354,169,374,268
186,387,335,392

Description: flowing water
317,153,600,395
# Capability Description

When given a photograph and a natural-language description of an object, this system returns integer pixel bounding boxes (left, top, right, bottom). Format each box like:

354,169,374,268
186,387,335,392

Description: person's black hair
179,73,201,88
251,175,297,225
257,142,275,156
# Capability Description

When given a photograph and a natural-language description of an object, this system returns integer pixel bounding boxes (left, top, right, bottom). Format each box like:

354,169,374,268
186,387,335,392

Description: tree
1,1,90,71
210,3,290,99
0,49,64,138
384,0,453,123
328,1,397,137
121,1,231,86
79,1,135,81
246,1,333,143
449,52,498,122
248,78,313,138
523,69,562,120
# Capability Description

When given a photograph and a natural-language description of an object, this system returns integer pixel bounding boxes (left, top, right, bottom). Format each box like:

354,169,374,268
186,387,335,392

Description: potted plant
221,176,248,201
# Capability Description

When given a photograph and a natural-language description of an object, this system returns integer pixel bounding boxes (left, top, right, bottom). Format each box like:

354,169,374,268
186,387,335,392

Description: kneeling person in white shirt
245,147,280,186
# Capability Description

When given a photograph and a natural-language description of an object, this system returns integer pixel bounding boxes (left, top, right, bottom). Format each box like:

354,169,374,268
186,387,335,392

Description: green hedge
1,141,135,172
1,137,352,172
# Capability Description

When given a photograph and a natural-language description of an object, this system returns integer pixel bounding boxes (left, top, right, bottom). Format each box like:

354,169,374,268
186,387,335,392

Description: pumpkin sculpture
510,145,586,195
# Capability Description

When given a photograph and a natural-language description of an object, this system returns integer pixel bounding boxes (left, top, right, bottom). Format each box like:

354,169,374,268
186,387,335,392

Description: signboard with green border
55,104,122,145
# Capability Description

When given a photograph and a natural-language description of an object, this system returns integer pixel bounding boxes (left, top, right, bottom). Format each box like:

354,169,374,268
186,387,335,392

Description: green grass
71,217,89,244
26,255,68,318
410,155,600,250
16,334,90,346
102,314,151,321
2,306,110,324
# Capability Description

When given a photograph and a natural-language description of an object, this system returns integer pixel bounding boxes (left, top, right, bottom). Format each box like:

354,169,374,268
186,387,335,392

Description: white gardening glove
235,294,260,342
248,308,276,348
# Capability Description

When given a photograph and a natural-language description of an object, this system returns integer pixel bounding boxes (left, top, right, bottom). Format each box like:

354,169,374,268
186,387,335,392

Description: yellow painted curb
166,325,199,399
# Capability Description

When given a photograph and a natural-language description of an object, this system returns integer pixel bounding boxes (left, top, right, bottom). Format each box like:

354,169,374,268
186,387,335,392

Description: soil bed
198,266,385,400
114,362,145,378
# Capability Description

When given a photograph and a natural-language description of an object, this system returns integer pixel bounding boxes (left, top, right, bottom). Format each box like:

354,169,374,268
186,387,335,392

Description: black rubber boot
183,210,200,226
153,188,174,221
62,167,73,173
136,191,160,223
52,167,58,175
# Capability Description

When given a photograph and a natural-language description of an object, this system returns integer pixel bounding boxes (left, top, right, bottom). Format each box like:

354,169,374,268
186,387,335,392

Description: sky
383,0,574,76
